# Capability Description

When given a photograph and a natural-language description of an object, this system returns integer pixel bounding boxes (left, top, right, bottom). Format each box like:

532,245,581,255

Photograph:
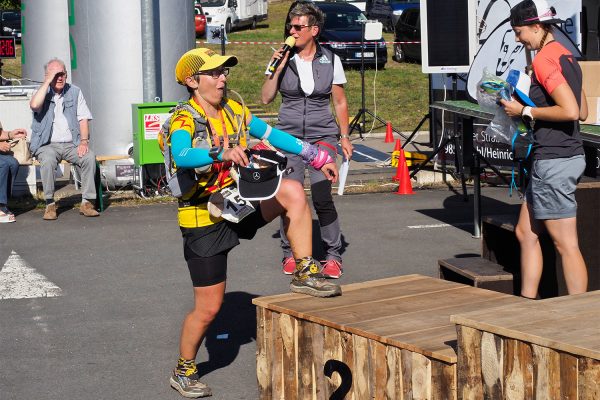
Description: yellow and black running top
168,97,249,228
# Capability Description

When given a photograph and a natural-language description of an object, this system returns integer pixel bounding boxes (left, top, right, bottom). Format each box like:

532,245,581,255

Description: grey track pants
35,142,97,201
279,137,342,261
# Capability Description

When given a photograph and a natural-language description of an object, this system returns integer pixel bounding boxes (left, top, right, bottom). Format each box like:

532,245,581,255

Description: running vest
275,44,339,139
162,97,249,228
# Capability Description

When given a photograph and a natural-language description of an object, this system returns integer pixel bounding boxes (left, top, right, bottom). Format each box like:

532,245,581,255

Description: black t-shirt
529,41,584,160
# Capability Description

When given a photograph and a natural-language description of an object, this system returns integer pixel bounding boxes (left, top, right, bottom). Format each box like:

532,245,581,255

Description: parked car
344,0,367,12
199,0,267,33
314,0,367,12
393,6,420,63
366,0,418,31
0,10,21,43
194,3,207,37
312,2,387,69
390,0,419,26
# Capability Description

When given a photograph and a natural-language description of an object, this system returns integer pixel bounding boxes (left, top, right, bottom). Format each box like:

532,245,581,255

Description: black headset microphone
267,36,296,75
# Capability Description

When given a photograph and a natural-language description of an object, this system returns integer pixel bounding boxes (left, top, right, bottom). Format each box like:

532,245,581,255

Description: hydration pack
157,100,244,198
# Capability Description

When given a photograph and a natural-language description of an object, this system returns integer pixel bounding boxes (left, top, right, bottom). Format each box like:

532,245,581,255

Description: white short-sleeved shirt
48,88,93,143
265,52,347,95
292,53,347,95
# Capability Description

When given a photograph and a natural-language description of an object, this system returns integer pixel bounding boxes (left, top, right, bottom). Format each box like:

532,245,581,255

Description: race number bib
208,186,255,223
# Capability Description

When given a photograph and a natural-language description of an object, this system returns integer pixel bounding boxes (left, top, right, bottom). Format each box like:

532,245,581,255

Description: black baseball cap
237,150,288,201
510,0,563,27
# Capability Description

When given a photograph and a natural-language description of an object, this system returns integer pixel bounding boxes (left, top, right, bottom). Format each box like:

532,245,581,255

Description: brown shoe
79,201,99,217
43,203,58,220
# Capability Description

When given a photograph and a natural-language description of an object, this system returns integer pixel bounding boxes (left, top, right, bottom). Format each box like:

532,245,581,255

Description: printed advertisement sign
467,0,581,99
143,113,171,140
436,0,583,170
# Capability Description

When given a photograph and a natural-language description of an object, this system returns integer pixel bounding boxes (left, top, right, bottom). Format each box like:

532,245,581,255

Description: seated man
0,122,27,223
29,58,98,220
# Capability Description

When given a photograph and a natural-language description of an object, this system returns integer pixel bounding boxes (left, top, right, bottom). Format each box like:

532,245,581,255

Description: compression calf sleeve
175,357,198,377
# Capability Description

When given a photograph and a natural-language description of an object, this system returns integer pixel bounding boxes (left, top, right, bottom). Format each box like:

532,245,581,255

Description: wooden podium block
481,181,600,297
253,275,525,399
452,291,600,399
438,257,514,294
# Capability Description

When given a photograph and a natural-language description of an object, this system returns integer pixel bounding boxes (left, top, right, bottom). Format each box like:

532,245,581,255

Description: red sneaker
282,257,296,275
321,259,343,279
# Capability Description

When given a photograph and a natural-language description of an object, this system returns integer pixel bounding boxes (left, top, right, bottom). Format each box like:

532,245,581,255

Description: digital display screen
0,37,16,59
426,0,470,67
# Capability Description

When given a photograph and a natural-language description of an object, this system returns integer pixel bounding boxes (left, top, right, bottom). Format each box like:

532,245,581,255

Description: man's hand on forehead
47,62,65,79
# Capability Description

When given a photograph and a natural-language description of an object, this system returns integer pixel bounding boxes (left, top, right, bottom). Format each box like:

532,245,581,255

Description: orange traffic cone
391,139,402,168
384,121,394,143
394,147,415,195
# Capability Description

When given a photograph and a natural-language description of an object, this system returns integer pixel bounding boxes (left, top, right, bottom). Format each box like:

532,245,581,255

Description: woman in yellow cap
166,48,341,398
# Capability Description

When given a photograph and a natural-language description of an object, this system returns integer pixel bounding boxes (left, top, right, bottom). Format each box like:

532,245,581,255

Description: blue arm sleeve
170,129,215,168
248,116,304,154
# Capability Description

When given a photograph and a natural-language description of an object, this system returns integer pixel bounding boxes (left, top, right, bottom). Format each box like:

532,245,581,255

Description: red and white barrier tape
196,40,421,45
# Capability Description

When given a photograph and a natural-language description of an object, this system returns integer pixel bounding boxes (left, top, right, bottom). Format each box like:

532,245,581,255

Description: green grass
1,41,22,82
3,0,428,132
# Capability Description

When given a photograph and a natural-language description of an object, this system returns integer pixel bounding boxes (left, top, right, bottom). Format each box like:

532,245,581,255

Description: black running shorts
181,204,268,287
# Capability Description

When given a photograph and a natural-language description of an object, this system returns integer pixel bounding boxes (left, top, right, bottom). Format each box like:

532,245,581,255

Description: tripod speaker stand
348,20,406,140
401,74,433,150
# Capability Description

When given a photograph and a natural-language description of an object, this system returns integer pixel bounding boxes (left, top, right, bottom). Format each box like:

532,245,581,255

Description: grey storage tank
21,0,71,84
68,0,194,187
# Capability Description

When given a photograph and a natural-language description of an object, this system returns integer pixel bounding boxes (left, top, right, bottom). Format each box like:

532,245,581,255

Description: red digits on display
0,38,16,58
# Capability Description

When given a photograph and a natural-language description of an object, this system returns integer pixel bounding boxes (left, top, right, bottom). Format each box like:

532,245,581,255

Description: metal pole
473,154,481,238
221,25,227,97
141,0,157,103
221,25,226,55
360,22,366,137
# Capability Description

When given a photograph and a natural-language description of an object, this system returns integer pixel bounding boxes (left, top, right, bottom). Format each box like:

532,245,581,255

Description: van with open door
198,0,268,33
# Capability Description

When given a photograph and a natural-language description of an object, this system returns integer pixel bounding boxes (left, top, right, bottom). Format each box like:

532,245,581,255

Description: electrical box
132,102,177,166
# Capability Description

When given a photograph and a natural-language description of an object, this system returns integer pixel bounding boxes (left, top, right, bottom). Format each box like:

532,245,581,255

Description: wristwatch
521,106,535,123
208,145,223,162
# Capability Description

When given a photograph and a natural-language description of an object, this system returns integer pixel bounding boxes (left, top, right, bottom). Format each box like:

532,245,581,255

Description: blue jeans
0,153,19,204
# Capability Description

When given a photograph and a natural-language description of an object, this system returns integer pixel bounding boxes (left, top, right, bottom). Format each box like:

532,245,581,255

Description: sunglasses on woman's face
286,23,313,32
195,68,230,79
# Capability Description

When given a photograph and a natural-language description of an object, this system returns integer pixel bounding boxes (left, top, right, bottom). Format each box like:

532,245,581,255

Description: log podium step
481,181,600,297
452,290,600,398
438,257,514,294
252,275,525,399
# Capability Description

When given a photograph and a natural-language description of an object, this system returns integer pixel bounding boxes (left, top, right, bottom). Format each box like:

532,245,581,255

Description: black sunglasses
286,23,313,31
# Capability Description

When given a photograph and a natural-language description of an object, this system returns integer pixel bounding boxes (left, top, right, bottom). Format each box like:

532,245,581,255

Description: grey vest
275,44,339,140
30,84,82,154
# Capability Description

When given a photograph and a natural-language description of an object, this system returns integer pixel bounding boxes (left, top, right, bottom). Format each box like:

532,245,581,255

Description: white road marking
0,251,62,300
407,222,471,229
353,149,383,162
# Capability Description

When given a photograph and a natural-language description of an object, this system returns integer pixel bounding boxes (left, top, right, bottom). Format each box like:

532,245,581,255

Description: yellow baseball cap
175,48,238,85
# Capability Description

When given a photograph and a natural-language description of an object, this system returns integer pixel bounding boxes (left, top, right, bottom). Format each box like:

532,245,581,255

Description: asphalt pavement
0,185,522,400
